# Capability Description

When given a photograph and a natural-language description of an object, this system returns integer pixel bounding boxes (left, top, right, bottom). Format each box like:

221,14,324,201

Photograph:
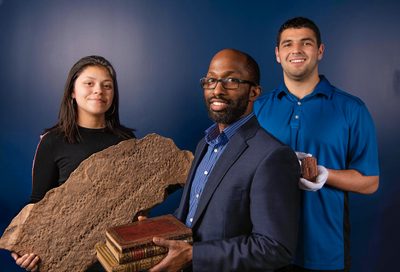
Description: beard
206,91,250,125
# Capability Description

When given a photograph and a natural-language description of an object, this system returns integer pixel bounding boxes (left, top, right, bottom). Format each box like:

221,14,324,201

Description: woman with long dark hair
12,55,134,271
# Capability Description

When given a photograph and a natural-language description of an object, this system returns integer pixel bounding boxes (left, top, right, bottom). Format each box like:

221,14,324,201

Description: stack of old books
95,214,193,272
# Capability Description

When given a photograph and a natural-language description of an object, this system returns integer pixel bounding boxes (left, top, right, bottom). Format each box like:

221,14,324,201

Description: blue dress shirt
185,113,255,227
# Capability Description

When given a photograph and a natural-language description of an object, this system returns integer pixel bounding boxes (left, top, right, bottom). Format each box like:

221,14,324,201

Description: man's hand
149,237,193,272
11,252,40,272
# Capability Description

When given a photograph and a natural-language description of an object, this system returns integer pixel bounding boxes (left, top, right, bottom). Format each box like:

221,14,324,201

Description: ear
317,43,325,61
249,85,261,102
275,47,281,63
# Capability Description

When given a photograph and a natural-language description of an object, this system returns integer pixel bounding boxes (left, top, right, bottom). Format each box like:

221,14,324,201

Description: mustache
207,95,231,104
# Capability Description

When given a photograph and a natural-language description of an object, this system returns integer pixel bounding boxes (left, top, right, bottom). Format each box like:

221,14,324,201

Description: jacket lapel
176,139,208,221
191,117,259,227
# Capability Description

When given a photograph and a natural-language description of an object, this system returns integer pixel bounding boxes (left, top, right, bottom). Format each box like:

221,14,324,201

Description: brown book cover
106,235,193,264
96,242,165,272
105,214,192,252
301,156,318,182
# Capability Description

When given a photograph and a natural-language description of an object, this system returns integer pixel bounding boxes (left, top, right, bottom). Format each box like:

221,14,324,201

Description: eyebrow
281,37,315,44
82,76,113,82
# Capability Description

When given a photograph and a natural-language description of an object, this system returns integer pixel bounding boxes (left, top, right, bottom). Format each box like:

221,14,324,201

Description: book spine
106,231,193,251
117,254,166,272
122,244,168,263
96,242,166,272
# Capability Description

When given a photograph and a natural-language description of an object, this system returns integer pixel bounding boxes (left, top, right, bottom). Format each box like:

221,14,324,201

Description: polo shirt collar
277,75,334,100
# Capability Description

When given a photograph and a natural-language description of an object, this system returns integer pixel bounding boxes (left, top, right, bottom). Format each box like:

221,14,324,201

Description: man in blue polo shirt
254,17,380,271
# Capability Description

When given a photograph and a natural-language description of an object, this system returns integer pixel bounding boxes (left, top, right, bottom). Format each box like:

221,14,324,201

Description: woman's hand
11,252,40,271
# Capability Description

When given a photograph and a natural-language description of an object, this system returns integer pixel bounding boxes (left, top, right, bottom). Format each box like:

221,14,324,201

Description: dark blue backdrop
1,0,399,271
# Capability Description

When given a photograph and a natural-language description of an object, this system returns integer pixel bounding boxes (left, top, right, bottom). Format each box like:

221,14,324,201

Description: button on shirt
185,113,255,227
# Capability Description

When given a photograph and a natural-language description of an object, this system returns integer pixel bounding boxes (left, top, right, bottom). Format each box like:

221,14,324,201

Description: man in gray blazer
149,48,301,272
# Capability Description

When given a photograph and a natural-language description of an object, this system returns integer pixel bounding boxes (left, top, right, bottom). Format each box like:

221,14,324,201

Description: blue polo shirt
254,76,379,270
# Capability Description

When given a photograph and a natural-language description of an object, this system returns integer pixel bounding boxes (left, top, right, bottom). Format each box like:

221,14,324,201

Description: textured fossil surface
0,134,193,271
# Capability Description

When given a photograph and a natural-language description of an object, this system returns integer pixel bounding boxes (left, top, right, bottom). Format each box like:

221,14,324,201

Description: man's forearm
326,169,379,194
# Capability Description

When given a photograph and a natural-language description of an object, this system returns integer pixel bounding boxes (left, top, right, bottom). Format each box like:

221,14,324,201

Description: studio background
0,0,398,271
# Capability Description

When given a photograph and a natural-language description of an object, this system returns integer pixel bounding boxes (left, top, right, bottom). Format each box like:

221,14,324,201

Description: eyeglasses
200,77,257,90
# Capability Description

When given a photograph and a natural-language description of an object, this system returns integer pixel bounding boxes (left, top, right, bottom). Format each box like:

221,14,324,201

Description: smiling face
204,49,260,131
72,65,114,127
275,27,324,83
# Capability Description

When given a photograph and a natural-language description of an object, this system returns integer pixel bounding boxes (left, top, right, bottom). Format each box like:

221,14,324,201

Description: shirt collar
204,113,254,145
277,75,334,100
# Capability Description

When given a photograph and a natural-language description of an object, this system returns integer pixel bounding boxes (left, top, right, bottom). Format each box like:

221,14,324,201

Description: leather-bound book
95,242,166,272
105,234,193,264
301,156,318,182
105,214,192,256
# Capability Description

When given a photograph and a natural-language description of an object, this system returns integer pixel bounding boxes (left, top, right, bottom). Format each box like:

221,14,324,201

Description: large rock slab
0,134,193,271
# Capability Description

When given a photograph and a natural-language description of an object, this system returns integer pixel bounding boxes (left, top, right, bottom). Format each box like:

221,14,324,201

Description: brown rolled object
301,156,318,182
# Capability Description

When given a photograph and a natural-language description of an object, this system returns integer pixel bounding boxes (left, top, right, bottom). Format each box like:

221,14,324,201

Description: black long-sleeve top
30,127,134,203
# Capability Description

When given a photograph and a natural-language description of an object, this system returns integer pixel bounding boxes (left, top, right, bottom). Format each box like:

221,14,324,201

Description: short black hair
276,17,322,47
210,49,261,85
228,49,260,85
243,51,260,85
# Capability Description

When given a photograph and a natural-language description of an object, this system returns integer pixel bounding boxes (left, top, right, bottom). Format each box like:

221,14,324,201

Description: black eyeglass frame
200,77,257,90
